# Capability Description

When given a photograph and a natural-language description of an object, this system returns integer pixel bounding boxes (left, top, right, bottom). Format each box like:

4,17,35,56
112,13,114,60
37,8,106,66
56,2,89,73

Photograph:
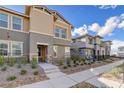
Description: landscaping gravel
0,64,48,88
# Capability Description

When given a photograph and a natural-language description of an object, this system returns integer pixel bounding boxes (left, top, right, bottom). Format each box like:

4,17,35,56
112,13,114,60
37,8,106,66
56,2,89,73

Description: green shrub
58,59,64,66
1,66,7,71
0,56,4,66
73,64,77,67
20,69,27,75
7,76,16,81
31,65,37,69
9,57,16,66
63,65,68,69
66,57,71,65
31,57,38,69
33,71,39,75
67,64,71,67
21,57,28,65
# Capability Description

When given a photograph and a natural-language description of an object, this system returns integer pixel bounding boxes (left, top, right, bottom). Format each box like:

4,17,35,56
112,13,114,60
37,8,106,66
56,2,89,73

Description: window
54,26,67,39
12,16,22,30
55,28,60,37
11,42,23,56
0,13,8,28
53,46,58,57
0,42,8,56
61,30,66,39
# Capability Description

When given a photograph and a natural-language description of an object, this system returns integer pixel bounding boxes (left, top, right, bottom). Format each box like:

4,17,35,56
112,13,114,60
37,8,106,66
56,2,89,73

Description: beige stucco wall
29,8,54,36
0,9,29,32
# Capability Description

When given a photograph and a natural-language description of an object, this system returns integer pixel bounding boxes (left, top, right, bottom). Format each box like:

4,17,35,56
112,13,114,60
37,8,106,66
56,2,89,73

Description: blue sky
3,5,124,53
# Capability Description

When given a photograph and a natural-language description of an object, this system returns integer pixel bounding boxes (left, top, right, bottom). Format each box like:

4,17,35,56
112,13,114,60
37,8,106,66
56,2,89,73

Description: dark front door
38,45,42,62
37,45,47,62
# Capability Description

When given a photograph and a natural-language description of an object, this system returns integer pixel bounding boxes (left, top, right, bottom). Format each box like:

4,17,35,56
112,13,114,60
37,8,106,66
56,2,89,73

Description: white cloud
118,21,124,29
111,40,124,55
73,13,124,38
120,13,124,20
98,5,117,10
72,24,88,37
88,23,101,32
97,16,119,37
108,33,114,36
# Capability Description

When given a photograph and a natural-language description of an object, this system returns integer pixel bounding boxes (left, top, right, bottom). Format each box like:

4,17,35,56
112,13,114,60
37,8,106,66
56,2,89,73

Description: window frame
53,45,58,58
11,41,23,57
11,15,23,31
0,40,9,56
0,13,9,29
54,26,67,39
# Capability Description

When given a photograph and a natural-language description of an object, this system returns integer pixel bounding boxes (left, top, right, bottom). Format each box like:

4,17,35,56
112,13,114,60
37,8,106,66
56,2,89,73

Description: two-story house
71,34,112,61
0,6,73,62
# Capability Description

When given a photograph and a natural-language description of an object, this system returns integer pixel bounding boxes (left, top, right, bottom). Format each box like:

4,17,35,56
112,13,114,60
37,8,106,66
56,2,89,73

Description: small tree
21,56,28,65
0,56,4,66
31,56,38,69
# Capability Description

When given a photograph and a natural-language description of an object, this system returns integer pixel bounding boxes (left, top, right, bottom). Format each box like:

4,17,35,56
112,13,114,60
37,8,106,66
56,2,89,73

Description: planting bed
56,57,121,74
0,64,48,88
71,82,97,88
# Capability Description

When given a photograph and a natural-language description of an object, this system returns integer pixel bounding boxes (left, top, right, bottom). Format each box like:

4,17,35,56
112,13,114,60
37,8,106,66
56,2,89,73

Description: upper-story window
55,27,67,39
0,13,8,28
12,16,22,31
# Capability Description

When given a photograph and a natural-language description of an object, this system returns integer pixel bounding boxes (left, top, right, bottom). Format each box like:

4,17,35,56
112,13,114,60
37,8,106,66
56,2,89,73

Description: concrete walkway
19,60,124,88
39,63,66,79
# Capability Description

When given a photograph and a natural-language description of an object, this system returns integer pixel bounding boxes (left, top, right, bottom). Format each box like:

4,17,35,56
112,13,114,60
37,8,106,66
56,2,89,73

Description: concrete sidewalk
19,60,124,88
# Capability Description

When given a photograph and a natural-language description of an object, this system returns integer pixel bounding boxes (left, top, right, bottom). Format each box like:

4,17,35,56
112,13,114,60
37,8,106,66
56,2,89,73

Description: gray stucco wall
0,29,71,61
0,28,29,56
53,38,71,46
29,32,71,60
29,32,54,60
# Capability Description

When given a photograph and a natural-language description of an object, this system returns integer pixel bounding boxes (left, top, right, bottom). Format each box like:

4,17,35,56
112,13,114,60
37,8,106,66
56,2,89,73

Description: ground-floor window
11,42,23,56
0,41,8,56
0,40,23,57
53,45,58,58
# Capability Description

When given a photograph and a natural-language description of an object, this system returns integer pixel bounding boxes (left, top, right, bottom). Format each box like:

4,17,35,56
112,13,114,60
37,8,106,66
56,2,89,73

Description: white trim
37,42,49,46
30,30,54,37
11,41,23,57
10,29,29,33
11,15,23,31
56,20,70,26
54,26,70,41
55,24,68,29
0,40,9,57
54,37,71,41
53,45,58,58
33,7,52,17
0,26,29,34
0,40,23,57
0,12,9,29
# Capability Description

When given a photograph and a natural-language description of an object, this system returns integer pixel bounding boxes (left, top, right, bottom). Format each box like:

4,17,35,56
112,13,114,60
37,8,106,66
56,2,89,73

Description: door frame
37,42,49,62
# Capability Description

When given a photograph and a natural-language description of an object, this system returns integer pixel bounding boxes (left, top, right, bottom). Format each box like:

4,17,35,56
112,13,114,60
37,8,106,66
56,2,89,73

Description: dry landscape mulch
0,64,48,88
99,65,123,83
59,61,114,74
71,82,97,88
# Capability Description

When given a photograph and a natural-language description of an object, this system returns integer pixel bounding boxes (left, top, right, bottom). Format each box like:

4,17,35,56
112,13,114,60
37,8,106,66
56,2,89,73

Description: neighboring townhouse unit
117,46,124,57
71,34,112,61
0,6,73,62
